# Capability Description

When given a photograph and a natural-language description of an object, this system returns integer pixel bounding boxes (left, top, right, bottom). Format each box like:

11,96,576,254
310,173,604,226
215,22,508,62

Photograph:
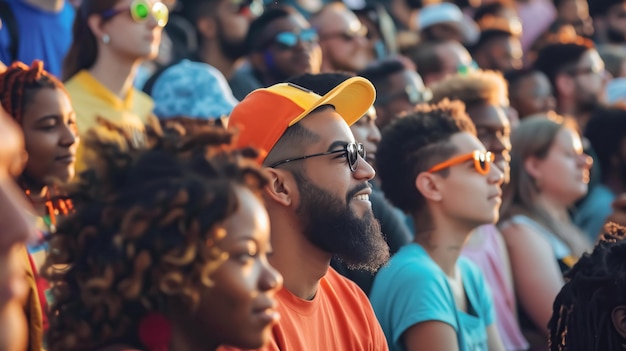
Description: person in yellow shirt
62,0,169,171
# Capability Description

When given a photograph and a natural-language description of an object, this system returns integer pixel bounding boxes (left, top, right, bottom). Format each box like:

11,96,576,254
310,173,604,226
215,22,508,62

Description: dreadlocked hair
548,222,626,351
0,60,66,123
41,118,268,351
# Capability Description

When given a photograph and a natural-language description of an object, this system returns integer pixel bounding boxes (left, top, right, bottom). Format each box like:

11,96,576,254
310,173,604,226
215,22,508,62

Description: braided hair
548,222,626,351
42,120,268,351
0,60,67,123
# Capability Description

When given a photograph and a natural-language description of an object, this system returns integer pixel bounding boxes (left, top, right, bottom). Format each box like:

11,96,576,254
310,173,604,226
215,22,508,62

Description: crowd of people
1,0,626,350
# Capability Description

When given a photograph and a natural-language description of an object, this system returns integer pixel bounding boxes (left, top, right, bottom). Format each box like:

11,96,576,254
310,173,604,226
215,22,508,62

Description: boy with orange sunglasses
369,99,506,351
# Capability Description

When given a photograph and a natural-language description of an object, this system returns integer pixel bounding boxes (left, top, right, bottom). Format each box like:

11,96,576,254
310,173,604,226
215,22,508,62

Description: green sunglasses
101,0,169,27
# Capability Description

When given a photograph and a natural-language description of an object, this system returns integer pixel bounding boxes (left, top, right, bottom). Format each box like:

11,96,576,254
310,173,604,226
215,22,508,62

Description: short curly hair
376,99,476,215
42,120,268,350
430,70,508,111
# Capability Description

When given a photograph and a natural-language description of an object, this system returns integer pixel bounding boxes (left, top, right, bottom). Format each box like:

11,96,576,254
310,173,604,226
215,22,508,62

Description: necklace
24,187,73,234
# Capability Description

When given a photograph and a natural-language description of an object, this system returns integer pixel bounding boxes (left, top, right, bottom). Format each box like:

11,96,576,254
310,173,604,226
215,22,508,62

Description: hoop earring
102,34,110,44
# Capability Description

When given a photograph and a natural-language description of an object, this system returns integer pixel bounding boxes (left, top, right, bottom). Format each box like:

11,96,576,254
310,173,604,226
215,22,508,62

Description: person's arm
403,321,460,351
501,223,564,336
486,324,505,351
493,229,515,294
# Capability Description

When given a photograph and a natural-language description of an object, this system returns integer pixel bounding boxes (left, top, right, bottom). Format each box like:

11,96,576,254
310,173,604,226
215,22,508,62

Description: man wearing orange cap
225,77,390,350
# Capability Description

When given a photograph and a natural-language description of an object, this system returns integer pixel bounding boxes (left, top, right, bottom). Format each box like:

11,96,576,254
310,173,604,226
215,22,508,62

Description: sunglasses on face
376,85,432,106
428,150,494,176
270,29,319,50
269,142,365,172
101,0,169,27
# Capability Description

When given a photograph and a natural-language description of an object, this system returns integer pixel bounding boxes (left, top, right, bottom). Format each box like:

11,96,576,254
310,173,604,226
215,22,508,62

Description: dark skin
20,87,78,216
466,103,512,184
375,70,427,131
250,15,320,85
510,72,556,119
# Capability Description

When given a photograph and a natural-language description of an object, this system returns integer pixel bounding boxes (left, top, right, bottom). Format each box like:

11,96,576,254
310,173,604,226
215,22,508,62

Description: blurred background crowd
1,0,626,349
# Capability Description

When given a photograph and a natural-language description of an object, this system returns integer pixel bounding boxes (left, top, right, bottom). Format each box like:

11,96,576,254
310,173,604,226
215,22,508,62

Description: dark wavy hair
549,222,626,351
62,0,120,80
42,119,268,350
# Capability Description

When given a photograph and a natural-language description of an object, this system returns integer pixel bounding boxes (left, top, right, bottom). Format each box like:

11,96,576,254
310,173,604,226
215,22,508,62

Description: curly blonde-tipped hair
430,70,509,110
42,120,268,351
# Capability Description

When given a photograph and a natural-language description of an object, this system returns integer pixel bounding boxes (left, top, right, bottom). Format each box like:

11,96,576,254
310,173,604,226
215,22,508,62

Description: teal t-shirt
370,243,495,351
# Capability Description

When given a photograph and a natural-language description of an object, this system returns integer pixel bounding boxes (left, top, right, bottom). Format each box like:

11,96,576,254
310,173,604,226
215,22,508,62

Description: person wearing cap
417,2,480,47
222,77,390,350
146,59,238,125
284,71,413,297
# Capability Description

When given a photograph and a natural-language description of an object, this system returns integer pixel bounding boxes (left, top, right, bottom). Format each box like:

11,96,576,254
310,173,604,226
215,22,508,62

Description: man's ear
196,16,217,40
263,168,296,207
612,305,626,339
415,172,443,202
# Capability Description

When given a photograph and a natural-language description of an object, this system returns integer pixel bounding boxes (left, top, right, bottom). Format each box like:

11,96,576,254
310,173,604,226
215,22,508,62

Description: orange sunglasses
427,150,494,175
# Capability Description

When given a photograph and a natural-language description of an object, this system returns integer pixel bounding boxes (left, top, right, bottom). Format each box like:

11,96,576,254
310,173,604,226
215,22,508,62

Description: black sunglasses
269,142,365,172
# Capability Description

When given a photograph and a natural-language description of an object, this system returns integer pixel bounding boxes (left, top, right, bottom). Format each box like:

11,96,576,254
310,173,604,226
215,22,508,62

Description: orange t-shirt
221,267,388,351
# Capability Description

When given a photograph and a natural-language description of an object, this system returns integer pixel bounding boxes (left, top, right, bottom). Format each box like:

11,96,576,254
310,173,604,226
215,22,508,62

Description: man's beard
607,26,626,44
294,172,390,273
216,18,248,61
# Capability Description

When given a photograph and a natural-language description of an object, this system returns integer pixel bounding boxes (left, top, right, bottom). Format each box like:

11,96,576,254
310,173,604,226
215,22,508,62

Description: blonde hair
501,114,580,240
430,70,509,109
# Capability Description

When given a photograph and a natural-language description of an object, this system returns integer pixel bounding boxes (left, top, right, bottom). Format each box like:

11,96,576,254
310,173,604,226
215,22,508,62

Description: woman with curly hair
549,222,626,351
0,60,79,351
42,121,283,351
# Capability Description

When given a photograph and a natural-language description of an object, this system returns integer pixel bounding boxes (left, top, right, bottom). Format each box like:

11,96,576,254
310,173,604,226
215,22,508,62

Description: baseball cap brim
277,76,376,127
228,76,376,161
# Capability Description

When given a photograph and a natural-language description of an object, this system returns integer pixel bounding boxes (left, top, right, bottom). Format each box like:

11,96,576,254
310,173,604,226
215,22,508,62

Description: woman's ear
263,168,295,207
524,156,543,180
87,14,107,41
415,172,443,202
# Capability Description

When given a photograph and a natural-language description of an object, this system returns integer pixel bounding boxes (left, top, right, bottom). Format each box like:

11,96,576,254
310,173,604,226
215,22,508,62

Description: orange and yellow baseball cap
228,76,376,163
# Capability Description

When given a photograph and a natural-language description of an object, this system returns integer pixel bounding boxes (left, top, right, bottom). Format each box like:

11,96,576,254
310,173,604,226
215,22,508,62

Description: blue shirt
370,243,495,351
0,0,74,77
